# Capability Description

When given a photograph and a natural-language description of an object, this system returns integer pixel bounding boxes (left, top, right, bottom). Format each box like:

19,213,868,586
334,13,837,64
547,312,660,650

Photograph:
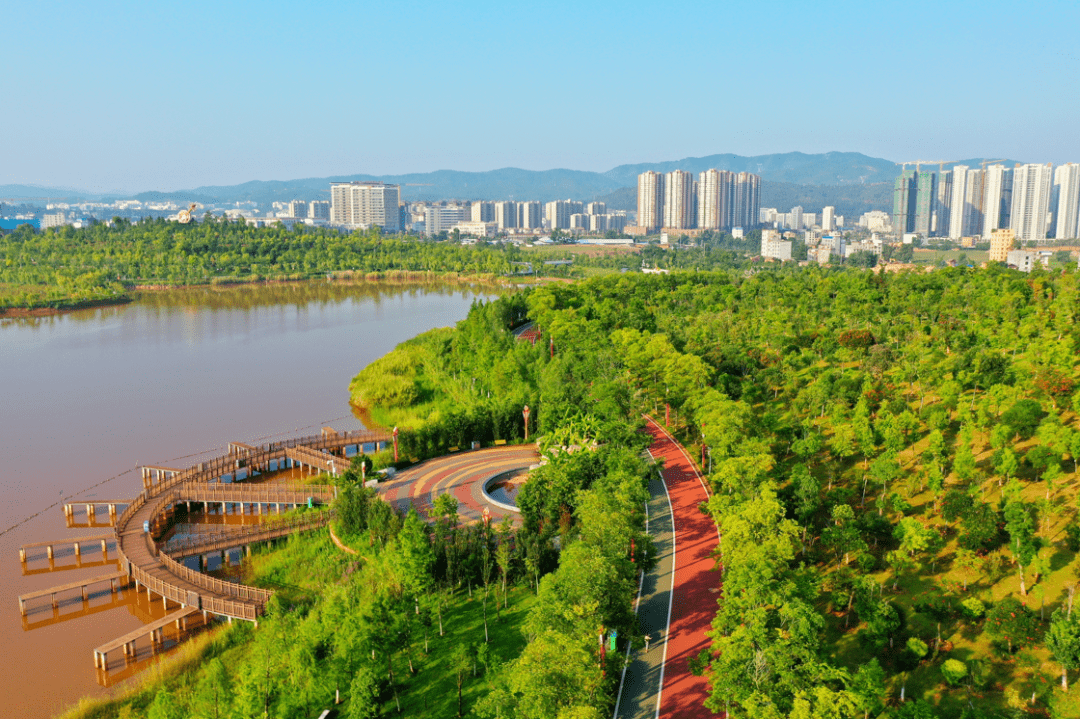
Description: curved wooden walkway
18,426,534,672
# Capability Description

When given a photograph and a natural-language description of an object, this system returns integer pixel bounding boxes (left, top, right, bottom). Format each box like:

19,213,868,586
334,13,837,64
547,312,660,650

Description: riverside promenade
617,417,719,719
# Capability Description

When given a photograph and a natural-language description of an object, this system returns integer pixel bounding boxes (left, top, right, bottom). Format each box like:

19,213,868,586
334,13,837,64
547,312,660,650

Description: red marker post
392,426,399,462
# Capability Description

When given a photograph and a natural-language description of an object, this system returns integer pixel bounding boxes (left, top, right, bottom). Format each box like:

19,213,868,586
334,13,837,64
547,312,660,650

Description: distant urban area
3,159,1079,274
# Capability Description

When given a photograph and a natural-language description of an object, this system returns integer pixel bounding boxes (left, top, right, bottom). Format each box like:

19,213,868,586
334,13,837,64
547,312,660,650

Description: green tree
1047,603,1080,691
192,658,233,719
347,667,381,719
986,597,1040,653
1003,501,1039,595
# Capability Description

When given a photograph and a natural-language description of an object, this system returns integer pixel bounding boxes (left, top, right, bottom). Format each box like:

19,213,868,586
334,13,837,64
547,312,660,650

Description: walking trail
616,417,720,719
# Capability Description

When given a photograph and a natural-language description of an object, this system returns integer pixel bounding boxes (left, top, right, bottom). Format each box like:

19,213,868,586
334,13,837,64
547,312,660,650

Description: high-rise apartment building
330,182,401,231
733,172,760,230
961,168,985,238
637,172,665,232
545,200,572,230
470,201,495,223
913,171,936,236
494,201,518,230
1010,163,1053,243
520,201,542,230
663,170,695,229
892,169,917,235
947,166,969,239
1052,163,1080,240
981,165,1013,240
822,206,835,232
309,201,330,220
586,202,606,216
423,205,465,236
933,171,952,237
697,169,732,230
288,200,309,219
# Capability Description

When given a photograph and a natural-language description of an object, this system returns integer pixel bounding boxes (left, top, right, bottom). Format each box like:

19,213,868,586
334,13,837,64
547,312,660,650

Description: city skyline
3,1,1079,192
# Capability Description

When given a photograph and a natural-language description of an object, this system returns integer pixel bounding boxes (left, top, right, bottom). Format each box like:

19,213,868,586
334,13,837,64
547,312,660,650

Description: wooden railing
110,431,374,622
157,551,270,606
178,483,335,504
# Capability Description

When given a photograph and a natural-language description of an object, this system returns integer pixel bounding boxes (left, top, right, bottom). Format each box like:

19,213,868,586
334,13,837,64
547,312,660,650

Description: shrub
960,598,985,621
941,658,967,686
907,636,929,659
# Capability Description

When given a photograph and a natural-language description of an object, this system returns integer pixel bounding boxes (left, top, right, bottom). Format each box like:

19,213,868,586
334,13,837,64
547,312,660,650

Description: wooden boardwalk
94,606,200,669
161,512,333,559
20,533,115,562
18,571,128,615
17,425,396,670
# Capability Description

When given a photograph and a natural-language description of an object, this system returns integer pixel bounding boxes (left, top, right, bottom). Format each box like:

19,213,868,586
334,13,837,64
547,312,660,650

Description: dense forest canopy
60,252,1080,718
0,219,516,309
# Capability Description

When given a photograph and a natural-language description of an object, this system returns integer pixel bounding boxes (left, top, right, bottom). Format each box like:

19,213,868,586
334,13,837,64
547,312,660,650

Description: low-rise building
989,228,1015,262
760,229,792,260
453,221,496,237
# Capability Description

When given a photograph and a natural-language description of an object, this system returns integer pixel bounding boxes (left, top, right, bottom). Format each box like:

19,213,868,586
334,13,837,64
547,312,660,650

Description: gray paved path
613,473,675,719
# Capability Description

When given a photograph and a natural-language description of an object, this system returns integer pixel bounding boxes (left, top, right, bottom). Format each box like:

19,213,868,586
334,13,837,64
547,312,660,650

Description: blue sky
3,0,1078,192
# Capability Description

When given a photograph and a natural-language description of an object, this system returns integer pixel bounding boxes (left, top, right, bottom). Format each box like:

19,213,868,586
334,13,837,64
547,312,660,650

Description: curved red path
646,417,720,719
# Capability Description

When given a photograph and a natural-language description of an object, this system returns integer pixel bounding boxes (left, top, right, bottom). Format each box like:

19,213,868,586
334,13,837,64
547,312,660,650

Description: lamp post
522,405,530,441
392,426,399,462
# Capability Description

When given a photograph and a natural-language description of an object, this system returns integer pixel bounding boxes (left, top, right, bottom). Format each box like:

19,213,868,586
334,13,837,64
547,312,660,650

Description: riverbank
0,272,514,318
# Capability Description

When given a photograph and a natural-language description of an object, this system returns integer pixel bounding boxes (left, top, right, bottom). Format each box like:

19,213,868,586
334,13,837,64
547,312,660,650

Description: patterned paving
375,445,538,524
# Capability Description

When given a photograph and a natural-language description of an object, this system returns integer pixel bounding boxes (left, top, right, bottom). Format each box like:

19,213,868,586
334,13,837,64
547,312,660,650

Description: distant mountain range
2,153,1024,218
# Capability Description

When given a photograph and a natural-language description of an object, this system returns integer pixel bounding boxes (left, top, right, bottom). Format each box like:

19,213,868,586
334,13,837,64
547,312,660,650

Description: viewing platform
18,570,128,615
20,533,116,562
63,499,130,524
93,606,199,669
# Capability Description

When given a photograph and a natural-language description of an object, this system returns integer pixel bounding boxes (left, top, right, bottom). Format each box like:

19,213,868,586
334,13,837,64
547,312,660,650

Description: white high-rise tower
1010,163,1053,243
981,165,1012,240
1053,163,1080,240
637,172,664,232
663,170,695,229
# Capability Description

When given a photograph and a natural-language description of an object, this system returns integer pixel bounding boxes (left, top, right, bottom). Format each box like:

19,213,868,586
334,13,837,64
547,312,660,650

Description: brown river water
0,280,497,718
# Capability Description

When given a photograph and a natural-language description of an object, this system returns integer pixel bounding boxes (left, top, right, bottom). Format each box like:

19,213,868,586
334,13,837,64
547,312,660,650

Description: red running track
646,417,721,719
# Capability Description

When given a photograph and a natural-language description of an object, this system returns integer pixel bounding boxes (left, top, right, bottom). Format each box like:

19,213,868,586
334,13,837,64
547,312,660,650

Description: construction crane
176,203,198,224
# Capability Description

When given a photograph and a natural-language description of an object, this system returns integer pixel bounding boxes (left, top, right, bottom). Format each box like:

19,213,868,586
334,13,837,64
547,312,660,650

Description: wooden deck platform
94,606,199,669
20,533,116,562
18,570,128,614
